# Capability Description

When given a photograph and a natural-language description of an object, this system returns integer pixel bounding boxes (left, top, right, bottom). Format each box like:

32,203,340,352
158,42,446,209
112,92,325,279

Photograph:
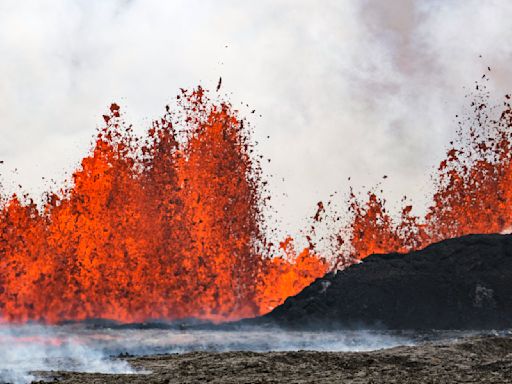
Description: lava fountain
0,88,328,323
343,77,512,266
2,78,512,324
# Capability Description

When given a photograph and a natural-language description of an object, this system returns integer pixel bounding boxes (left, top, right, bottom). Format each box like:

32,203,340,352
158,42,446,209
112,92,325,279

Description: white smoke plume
0,324,135,384
1,1,512,238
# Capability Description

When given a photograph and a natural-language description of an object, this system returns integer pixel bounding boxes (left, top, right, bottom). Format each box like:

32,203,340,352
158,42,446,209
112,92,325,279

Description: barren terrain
33,335,512,384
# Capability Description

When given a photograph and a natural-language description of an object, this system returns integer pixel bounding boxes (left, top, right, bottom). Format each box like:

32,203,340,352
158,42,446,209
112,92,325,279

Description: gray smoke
1,0,512,240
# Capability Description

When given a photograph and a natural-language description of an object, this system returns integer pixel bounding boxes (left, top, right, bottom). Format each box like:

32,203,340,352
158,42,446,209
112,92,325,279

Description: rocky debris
33,335,512,383
256,234,512,329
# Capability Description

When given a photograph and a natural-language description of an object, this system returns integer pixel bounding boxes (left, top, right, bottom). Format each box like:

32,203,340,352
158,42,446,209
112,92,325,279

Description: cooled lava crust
255,233,512,329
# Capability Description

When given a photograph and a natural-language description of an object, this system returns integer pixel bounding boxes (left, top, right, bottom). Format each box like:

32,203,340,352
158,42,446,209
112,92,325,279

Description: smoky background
1,1,512,245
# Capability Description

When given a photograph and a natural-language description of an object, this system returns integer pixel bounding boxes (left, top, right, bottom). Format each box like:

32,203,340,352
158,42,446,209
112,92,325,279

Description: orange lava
2,80,512,324
343,82,512,264
0,89,328,323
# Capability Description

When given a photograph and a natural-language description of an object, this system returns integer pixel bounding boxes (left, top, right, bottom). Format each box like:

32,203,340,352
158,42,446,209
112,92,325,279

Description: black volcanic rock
257,234,512,330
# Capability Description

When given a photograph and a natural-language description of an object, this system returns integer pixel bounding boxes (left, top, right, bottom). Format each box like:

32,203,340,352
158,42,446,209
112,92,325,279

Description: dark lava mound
256,234,512,329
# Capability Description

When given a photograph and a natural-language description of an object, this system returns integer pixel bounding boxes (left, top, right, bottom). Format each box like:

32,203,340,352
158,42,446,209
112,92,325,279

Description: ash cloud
0,0,512,238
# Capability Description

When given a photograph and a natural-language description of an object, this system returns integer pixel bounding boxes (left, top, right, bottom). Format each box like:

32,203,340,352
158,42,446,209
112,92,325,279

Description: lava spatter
342,81,512,262
0,89,326,323
2,81,512,324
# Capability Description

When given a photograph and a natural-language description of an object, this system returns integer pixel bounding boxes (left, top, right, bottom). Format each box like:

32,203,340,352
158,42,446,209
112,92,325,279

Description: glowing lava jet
0,89,327,323
344,83,512,266
1,81,512,324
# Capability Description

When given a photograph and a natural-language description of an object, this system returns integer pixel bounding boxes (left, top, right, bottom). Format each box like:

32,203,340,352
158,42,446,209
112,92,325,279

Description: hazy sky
1,0,512,237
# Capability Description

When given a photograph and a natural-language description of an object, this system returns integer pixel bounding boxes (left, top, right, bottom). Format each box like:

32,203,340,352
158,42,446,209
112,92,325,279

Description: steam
1,1,512,239
0,324,135,384
0,323,417,383
2,323,497,383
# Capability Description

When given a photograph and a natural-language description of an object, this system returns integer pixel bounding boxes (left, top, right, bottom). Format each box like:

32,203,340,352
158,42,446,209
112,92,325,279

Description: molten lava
2,80,512,323
343,81,512,265
0,89,328,323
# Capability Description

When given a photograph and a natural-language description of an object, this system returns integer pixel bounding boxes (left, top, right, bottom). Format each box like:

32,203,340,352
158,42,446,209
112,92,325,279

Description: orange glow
342,85,512,264
0,89,326,323
2,83,512,323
